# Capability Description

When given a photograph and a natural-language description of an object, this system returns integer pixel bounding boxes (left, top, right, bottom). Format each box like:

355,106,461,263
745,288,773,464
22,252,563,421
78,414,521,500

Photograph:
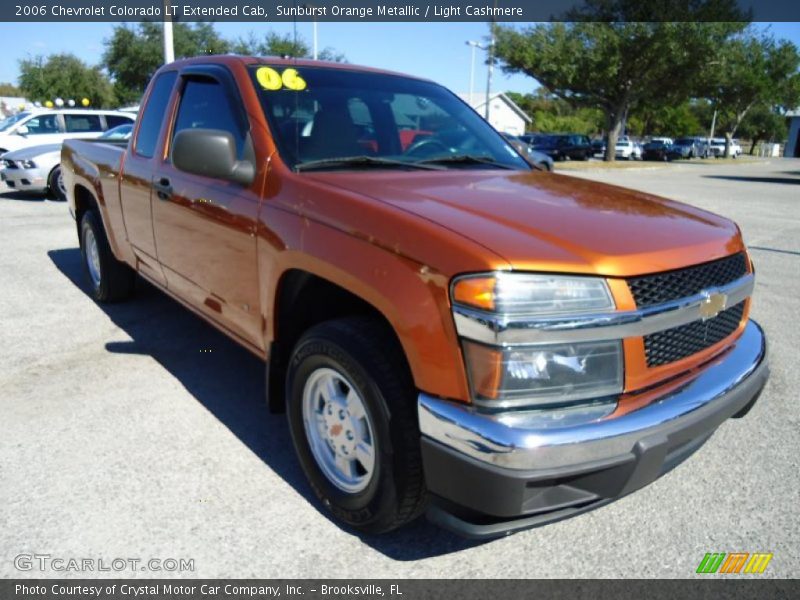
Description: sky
0,21,799,99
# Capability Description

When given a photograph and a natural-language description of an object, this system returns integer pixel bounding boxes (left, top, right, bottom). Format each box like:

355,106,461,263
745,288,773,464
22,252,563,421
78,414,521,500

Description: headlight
19,160,36,168
452,273,621,408
462,339,623,408
452,272,614,315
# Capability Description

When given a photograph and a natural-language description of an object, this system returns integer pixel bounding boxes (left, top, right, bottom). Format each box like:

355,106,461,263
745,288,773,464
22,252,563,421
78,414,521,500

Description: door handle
153,177,172,200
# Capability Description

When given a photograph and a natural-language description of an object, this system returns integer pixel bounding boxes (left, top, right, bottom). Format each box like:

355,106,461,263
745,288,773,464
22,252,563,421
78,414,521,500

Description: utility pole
466,38,495,120
313,20,318,60
466,41,479,107
485,35,495,121
162,0,174,64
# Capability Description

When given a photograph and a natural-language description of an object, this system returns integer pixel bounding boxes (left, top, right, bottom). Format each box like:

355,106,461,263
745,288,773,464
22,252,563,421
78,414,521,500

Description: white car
709,137,741,158
615,139,642,160
649,136,673,146
0,109,135,154
1,123,134,200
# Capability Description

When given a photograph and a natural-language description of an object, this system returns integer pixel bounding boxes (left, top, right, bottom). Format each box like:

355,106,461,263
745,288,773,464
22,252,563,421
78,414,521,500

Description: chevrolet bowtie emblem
699,291,728,320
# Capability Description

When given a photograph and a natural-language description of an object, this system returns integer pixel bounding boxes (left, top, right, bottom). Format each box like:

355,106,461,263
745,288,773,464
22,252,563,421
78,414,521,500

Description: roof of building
456,92,532,123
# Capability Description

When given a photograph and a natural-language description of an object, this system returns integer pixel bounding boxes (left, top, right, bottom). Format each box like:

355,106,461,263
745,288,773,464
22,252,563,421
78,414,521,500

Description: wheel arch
73,184,100,239
266,268,414,414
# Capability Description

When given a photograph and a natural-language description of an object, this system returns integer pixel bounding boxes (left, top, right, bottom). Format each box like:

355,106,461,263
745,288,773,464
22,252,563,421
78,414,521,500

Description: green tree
737,103,789,154
506,90,603,134
494,1,747,160
231,31,346,62
704,32,800,156
18,54,115,107
103,22,229,104
0,82,21,96
628,102,703,138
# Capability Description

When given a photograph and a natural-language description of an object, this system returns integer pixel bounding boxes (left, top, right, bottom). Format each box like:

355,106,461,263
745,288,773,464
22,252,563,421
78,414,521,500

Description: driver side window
172,78,245,159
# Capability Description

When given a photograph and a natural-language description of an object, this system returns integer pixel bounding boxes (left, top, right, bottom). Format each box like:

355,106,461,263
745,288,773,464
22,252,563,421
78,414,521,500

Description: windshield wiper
416,154,517,170
295,155,444,172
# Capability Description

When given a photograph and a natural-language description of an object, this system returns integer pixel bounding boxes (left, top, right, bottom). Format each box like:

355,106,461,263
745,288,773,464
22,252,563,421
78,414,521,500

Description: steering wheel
403,137,451,159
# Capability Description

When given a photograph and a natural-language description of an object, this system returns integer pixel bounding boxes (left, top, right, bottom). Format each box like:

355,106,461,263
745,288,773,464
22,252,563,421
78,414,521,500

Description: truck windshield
249,65,530,172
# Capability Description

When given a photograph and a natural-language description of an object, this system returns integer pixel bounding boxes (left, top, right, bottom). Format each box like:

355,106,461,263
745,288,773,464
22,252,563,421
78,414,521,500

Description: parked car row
530,134,593,161
639,136,743,162
501,133,554,171
1,122,133,200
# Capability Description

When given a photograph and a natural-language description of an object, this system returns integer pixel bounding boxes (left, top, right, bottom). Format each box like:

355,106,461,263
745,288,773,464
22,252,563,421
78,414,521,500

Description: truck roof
163,54,434,84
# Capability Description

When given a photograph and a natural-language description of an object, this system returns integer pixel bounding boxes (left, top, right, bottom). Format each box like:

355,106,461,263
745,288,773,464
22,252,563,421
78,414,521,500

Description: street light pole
162,0,174,64
485,37,495,121
466,41,477,107
466,39,494,119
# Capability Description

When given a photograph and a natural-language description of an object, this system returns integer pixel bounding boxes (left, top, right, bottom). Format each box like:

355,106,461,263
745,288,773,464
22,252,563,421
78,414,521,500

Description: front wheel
48,166,67,201
79,210,135,302
286,317,426,534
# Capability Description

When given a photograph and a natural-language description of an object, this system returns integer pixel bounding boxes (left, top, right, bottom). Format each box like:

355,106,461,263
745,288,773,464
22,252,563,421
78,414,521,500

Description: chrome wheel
302,367,376,493
83,226,101,288
56,169,66,198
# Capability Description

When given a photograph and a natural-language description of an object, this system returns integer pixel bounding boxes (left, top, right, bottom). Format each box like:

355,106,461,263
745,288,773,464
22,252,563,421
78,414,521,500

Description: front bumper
418,320,768,538
0,167,48,192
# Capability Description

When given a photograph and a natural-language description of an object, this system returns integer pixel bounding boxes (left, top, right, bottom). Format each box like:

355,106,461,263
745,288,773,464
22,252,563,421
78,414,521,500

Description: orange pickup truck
62,56,768,538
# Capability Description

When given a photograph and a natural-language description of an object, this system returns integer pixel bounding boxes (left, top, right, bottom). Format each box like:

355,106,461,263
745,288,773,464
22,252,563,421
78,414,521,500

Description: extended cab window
64,113,103,133
134,71,177,158
250,65,529,171
172,78,246,158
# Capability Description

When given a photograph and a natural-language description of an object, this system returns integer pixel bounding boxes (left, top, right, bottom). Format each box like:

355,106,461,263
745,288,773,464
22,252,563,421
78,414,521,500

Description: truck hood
306,170,744,277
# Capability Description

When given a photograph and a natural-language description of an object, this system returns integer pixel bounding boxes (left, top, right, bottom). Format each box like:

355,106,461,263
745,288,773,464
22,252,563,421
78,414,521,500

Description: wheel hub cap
302,367,376,493
84,227,101,288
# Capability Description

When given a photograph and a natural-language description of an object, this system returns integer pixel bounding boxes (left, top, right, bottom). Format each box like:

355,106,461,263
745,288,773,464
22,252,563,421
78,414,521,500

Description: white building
785,109,800,157
457,92,531,136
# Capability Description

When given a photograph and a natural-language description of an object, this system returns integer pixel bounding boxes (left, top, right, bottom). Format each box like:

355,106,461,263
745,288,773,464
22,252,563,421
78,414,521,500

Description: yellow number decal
281,68,307,91
256,67,282,90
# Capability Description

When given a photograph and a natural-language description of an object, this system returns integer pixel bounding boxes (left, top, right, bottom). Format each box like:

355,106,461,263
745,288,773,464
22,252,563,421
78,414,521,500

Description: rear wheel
48,166,66,201
286,317,426,534
79,210,135,302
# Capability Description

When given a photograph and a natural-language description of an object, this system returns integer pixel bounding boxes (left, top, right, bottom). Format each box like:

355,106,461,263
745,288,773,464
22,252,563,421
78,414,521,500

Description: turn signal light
452,276,496,311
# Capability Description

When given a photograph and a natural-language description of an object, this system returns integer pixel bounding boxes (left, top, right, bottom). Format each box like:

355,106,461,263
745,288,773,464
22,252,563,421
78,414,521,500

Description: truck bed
62,138,128,179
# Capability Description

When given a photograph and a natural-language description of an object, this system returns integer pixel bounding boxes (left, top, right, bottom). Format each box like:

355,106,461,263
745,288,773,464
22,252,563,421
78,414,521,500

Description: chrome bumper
419,320,768,471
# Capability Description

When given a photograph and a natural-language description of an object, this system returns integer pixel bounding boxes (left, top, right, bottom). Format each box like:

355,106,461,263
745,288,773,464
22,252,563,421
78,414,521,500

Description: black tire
48,166,66,201
286,316,426,534
79,210,135,302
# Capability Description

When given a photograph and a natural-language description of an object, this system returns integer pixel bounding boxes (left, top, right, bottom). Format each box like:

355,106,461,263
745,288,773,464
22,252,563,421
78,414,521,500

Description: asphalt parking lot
1,158,798,579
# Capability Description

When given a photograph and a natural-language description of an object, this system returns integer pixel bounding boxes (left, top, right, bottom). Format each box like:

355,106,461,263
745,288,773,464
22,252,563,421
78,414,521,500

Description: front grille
628,253,748,308
644,301,745,367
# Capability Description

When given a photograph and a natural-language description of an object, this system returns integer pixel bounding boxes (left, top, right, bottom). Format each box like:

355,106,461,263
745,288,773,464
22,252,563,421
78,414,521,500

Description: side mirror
171,128,255,186
16,125,29,136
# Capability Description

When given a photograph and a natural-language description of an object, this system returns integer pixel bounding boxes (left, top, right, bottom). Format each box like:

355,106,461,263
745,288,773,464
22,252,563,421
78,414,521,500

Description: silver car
1,123,133,201
1,143,63,199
